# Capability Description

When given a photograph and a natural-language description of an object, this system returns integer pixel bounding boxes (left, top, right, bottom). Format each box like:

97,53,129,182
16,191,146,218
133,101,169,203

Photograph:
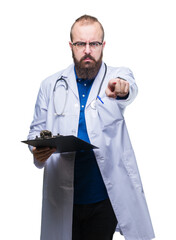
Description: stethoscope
53,63,107,116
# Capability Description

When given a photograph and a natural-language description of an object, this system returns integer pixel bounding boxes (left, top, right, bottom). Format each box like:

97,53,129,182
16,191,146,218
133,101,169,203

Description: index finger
32,147,51,153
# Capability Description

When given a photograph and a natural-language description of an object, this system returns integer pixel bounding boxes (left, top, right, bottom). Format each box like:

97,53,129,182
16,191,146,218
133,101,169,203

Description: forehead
72,22,103,42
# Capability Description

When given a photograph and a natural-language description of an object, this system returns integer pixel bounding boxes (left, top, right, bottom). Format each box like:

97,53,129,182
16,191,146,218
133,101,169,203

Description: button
82,94,85,97
84,83,87,86
74,103,79,108
99,158,104,163
81,105,84,108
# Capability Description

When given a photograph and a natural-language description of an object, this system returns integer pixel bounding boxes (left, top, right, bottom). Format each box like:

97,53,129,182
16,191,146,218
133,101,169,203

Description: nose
84,43,91,54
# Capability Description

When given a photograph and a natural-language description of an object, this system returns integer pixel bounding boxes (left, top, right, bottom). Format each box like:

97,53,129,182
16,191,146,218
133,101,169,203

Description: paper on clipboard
21,135,98,153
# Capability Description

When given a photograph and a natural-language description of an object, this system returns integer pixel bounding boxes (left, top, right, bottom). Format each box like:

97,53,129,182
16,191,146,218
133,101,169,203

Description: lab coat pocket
122,149,143,192
97,96,124,130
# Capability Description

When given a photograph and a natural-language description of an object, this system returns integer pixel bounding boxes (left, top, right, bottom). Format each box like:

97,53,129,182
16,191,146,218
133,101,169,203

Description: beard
72,51,103,80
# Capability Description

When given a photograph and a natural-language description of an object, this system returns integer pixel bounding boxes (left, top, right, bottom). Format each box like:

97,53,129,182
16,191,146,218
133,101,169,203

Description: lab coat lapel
86,63,106,107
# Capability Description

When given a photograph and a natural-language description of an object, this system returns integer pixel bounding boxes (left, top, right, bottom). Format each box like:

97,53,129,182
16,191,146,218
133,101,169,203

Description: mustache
80,54,96,62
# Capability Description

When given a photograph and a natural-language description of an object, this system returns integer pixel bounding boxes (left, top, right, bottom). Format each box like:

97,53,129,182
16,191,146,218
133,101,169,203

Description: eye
76,42,86,47
89,42,99,47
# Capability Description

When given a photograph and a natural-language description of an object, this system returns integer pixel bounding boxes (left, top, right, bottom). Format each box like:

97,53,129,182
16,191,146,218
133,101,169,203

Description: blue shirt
74,74,108,204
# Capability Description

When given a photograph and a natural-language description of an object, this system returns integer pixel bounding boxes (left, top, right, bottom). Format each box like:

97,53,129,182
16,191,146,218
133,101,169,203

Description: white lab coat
28,63,155,240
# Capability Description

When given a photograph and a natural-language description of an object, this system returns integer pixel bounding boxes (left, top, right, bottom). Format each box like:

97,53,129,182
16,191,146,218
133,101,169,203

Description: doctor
28,15,155,240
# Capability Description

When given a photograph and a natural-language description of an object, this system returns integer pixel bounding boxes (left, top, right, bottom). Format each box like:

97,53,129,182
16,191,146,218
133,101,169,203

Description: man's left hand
105,78,129,98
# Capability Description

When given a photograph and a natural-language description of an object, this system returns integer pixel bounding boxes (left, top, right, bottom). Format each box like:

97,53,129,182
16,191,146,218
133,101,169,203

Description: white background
0,0,176,239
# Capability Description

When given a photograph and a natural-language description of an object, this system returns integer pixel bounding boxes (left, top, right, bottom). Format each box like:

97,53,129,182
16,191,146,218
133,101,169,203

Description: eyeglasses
71,41,103,51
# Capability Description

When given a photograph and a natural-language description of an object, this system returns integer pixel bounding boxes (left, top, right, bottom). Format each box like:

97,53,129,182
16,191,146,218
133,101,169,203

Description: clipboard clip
35,130,60,140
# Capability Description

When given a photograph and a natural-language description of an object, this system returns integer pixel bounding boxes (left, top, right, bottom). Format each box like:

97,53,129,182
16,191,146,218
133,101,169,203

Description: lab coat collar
60,62,106,103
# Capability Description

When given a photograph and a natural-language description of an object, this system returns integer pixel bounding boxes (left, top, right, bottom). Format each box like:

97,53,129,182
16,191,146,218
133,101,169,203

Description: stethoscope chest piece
91,100,96,110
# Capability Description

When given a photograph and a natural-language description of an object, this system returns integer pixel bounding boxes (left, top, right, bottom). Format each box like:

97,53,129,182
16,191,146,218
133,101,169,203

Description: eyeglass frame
71,41,103,50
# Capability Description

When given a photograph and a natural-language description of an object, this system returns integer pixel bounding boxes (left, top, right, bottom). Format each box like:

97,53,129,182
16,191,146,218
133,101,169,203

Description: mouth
81,55,95,63
83,58,93,62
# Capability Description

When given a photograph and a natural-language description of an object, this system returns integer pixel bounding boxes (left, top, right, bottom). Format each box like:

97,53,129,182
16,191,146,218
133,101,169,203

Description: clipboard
22,135,98,153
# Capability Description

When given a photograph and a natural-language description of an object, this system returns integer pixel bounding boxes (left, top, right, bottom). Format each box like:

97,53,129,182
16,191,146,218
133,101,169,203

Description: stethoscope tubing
96,63,107,98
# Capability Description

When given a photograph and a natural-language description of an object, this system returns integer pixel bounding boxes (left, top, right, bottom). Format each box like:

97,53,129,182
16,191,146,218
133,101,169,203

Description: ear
69,41,73,50
102,41,106,50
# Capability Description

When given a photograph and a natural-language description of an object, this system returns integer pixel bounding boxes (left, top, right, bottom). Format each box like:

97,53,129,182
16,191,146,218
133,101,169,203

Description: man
28,15,155,240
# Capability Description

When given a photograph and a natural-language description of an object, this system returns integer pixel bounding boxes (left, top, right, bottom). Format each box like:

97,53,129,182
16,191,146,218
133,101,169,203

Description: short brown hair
70,15,104,42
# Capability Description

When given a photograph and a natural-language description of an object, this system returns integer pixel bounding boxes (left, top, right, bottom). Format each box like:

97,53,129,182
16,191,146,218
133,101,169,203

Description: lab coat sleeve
115,67,138,109
28,81,49,169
